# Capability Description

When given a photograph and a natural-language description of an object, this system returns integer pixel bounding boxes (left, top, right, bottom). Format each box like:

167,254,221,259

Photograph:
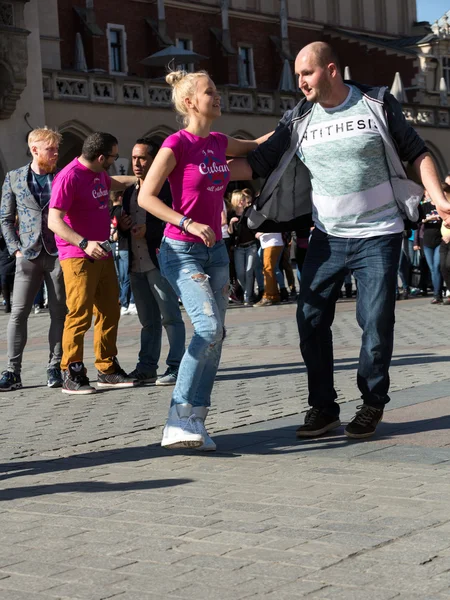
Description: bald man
232,42,450,440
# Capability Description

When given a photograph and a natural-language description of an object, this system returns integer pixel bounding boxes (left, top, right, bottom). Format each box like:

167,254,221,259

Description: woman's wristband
179,216,188,229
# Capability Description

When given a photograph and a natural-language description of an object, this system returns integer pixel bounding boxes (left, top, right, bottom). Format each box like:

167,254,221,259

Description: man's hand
84,241,107,260
436,206,450,227
118,213,132,231
15,250,23,258
188,222,216,247
413,245,420,251
131,224,146,240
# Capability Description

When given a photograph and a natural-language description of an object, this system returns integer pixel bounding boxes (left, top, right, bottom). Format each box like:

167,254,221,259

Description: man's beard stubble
37,157,58,174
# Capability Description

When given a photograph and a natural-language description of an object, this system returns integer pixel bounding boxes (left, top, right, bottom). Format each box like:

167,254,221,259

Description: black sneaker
62,362,96,395
97,358,136,389
47,367,63,388
344,405,383,439
280,287,290,303
296,408,341,438
0,370,22,392
127,368,157,385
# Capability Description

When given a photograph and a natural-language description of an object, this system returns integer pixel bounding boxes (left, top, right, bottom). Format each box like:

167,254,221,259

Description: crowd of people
1,41,450,451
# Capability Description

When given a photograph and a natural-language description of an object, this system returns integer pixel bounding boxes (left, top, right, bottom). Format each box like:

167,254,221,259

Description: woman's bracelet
184,218,193,232
179,216,188,229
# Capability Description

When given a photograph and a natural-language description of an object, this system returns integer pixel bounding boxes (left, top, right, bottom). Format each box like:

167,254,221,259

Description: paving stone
1,301,450,600
0,573,61,593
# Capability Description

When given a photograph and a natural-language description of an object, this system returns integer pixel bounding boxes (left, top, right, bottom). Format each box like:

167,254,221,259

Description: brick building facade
1,0,449,181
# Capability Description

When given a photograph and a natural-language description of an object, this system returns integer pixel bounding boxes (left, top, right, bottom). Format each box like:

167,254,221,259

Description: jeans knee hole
202,301,214,317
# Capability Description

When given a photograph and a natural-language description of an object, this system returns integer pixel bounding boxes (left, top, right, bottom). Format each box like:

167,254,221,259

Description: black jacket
121,180,173,271
246,81,427,233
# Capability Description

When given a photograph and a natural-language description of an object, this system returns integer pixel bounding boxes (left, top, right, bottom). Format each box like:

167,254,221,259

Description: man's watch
78,238,89,250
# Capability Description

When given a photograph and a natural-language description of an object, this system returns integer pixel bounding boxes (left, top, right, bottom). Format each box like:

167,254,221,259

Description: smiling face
295,48,334,104
189,76,221,120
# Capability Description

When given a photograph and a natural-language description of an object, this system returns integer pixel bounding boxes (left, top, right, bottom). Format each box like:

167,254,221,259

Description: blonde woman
138,70,266,450
228,189,257,305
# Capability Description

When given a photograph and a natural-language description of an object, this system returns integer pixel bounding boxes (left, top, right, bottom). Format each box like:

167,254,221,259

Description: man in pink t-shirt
49,132,137,395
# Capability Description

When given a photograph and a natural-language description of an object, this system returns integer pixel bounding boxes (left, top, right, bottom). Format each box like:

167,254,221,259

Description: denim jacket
246,81,427,231
0,164,57,259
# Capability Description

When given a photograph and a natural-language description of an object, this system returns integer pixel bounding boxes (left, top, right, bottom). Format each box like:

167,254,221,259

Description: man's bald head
297,42,341,74
294,42,347,106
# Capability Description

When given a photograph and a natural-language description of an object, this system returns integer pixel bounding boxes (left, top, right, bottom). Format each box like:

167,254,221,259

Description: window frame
237,44,256,88
175,36,194,73
106,23,128,76
442,56,450,91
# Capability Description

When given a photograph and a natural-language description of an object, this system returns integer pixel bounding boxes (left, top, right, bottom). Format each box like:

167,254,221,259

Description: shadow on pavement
0,477,193,501
0,444,197,483
199,414,450,456
216,353,450,381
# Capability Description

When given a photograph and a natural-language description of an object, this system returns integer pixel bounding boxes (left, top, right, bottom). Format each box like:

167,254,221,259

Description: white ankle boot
161,403,204,449
192,407,217,452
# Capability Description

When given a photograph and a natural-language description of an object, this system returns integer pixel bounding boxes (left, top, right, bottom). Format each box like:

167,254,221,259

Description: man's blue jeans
114,248,134,308
159,237,229,407
423,245,442,298
297,228,402,418
234,243,257,302
130,268,185,373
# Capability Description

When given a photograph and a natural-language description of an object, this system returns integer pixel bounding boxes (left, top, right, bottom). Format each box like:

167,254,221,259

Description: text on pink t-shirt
50,158,111,260
162,130,229,243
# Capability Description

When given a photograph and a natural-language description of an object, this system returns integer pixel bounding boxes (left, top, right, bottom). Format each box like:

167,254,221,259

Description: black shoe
344,405,383,439
47,367,63,388
62,362,96,395
97,358,136,389
0,370,22,392
127,368,157,385
431,296,443,304
296,408,341,438
280,287,289,303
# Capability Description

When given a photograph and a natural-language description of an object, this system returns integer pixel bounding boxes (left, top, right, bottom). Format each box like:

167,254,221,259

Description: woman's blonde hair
166,69,210,127
28,127,62,150
230,190,245,209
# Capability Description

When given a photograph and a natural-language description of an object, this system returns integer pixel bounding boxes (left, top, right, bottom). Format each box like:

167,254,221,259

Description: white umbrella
74,33,88,72
390,72,407,103
279,59,295,92
141,46,208,67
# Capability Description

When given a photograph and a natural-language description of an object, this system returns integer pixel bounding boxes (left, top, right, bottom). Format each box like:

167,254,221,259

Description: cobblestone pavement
1,296,450,599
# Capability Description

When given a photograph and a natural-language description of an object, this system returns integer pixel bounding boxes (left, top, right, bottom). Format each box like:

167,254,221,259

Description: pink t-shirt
162,130,229,243
50,158,111,260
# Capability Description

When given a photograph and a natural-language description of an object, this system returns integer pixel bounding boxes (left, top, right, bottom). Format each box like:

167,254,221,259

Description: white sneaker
127,303,138,315
34,305,41,315
120,306,128,316
192,407,217,452
161,403,204,449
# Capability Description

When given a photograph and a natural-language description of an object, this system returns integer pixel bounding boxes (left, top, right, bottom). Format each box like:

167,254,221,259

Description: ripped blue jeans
158,237,229,407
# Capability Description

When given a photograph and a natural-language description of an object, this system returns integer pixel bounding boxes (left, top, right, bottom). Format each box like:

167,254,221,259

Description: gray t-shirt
297,85,403,238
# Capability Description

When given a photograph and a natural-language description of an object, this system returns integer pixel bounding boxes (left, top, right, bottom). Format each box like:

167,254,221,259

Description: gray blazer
0,164,57,259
